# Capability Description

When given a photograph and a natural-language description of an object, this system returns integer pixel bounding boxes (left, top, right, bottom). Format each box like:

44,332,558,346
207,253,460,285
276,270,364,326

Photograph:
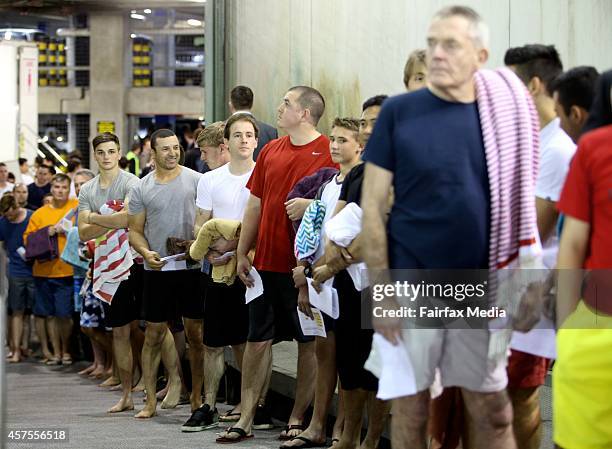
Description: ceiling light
187,19,202,27
4,31,11,40
57,136,64,142
130,33,136,38
131,13,145,20
131,9,136,13
198,116,204,121
144,9,152,14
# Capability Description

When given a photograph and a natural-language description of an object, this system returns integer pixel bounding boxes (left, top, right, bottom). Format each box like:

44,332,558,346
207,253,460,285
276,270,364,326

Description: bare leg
334,388,368,449
21,314,31,355
58,317,72,358
282,341,316,439
184,318,204,411
462,388,517,449
46,317,61,359
219,340,272,441
159,328,182,408
332,386,345,444
282,334,336,447
390,391,430,449
135,323,172,418
108,323,134,413
8,312,24,362
508,387,542,449
360,393,390,449
203,345,225,408
35,316,52,359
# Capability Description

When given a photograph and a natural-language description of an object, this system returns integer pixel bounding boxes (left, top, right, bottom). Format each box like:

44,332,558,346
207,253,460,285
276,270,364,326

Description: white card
510,317,556,359
160,253,187,271
297,307,327,338
306,277,339,319
373,334,418,400
244,267,264,304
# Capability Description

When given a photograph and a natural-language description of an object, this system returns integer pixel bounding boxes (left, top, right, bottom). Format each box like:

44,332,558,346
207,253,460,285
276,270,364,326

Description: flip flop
219,408,241,422
278,424,305,441
330,438,340,447
216,427,254,444
61,355,73,365
280,436,327,449
45,358,61,366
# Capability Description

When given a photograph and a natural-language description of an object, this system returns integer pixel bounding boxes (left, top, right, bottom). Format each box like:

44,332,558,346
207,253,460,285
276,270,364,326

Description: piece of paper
297,307,327,338
346,262,369,291
160,253,187,272
372,334,418,400
245,267,264,304
510,317,556,359
306,278,339,319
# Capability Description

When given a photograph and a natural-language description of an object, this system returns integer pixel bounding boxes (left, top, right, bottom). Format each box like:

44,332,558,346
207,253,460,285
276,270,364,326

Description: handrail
20,124,68,168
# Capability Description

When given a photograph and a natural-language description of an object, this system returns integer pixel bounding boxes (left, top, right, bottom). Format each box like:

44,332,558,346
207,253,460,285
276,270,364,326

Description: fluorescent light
131,13,145,20
57,136,64,142
4,31,11,40
187,19,202,27
198,116,204,121
144,9,152,14
131,9,136,13
130,33,136,38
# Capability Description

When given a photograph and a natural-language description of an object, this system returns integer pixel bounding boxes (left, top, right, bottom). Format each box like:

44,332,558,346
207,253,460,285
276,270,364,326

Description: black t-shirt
27,183,51,210
339,163,364,206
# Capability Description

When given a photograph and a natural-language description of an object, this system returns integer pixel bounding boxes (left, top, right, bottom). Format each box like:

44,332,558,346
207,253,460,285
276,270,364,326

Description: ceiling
0,0,206,15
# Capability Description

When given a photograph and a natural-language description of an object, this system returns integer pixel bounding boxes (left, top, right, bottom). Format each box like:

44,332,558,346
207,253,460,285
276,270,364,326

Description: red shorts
507,349,550,388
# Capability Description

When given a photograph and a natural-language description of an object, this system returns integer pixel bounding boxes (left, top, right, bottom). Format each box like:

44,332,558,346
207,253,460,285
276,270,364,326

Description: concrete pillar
88,12,128,166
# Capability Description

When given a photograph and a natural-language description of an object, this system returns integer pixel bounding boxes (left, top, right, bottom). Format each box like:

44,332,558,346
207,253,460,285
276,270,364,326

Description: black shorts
102,267,142,328
334,269,378,392
248,271,313,343
142,269,204,323
203,273,248,348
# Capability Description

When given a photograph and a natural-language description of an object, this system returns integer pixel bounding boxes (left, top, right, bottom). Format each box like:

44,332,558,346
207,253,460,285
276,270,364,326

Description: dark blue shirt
27,182,51,210
362,89,490,269
0,210,33,277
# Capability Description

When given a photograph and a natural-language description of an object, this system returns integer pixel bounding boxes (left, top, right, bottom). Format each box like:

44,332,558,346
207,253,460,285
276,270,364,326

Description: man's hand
206,250,233,267
373,296,402,345
284,198,311,221
514,271,556,332
312,265,334,293
48,226,57,237
210,237,238,253
237,253,254,288
143,250,165,270
297,286,314,319
326,241,350,273
292,266,307,288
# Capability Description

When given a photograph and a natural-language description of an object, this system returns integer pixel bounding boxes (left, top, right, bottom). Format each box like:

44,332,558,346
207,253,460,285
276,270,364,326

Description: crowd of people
2,4,612,449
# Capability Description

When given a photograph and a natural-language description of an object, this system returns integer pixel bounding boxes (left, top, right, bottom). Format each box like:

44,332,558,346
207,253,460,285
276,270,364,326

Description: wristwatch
303,265,313,278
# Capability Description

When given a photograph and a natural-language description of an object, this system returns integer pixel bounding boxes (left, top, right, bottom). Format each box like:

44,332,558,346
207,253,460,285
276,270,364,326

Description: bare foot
8,353,21,363
160,378,181,409
99,376,121,388
332,440,357,449
90,366,105,379
109,384,122,391
108,397,134,413
78,364,96,376
134,403,156,419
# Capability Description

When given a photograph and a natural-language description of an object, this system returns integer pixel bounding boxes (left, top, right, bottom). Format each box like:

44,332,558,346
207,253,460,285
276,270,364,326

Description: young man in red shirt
216,86,335,443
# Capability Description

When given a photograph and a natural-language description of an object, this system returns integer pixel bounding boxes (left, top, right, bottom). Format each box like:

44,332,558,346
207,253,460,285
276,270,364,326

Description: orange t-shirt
247,134,336,273
23,199,79,278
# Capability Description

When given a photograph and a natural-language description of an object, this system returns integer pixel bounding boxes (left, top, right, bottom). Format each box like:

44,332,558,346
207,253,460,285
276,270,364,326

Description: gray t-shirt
128,167,201,266
78,170,139,213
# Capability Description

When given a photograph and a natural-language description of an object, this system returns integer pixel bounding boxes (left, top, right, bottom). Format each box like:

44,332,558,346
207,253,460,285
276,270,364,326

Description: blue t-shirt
0,210,34,277
362,89,490,270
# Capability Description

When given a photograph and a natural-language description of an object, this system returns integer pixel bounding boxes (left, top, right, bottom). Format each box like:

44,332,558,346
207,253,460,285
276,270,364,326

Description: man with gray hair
362,5,537,449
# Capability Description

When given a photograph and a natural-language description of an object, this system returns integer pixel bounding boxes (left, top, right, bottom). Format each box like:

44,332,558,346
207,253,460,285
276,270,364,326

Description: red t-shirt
558,124,612,313
247,134,335,273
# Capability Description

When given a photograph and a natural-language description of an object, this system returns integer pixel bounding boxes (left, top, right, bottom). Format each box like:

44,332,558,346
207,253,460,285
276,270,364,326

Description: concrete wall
226,0,612,132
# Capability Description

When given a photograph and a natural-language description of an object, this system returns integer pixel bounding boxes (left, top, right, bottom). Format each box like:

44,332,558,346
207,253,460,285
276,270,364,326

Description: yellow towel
190,219,241,285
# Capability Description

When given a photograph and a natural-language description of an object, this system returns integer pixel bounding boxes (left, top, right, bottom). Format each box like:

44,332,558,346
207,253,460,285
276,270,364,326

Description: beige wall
226,0,612,133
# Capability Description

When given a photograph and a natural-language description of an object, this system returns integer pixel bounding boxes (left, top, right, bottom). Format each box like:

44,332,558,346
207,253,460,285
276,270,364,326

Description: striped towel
475,68,544,359
475,67,542,271
92,201,133,304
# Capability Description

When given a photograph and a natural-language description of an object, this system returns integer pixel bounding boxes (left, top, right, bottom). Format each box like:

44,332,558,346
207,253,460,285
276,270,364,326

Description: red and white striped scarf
475,67,542,272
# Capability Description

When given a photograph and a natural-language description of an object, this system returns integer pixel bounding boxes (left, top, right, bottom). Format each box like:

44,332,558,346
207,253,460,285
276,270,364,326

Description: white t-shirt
536,118,576,268
0,183,14,196
313,174,343,263
196,163,253,221
20,173,34,185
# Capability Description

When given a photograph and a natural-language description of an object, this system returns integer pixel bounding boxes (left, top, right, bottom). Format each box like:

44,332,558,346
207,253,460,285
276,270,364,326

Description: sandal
61,355,73,365
219,408,241,422
280,436,327,448
46,358,61,366
278,424,306,441
216,427,254,444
